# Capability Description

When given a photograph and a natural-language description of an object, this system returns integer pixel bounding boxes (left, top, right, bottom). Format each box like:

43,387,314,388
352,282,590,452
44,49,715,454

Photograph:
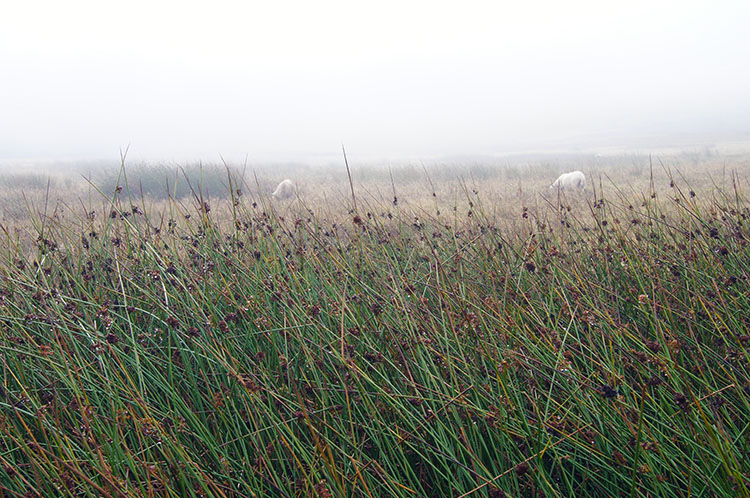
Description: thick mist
2,0,749,164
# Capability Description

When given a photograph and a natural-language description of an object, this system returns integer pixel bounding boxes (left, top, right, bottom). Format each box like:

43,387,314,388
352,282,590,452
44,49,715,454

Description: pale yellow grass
0,152,748,239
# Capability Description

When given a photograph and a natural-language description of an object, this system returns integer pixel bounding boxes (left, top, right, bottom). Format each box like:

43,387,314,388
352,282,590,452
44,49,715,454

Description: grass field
0,153,749,497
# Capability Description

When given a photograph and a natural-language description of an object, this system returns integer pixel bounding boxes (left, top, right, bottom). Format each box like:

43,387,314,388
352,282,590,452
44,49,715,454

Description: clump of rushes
0,163,748,498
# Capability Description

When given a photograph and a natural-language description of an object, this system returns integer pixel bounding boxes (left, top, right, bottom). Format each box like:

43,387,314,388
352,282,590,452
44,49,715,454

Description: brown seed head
515,462,529,476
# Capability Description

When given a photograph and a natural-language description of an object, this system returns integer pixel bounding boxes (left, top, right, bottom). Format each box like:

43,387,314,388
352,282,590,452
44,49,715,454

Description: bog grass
0,155,748,497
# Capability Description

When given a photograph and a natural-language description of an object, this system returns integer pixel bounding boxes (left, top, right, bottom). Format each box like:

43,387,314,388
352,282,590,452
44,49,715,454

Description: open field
0,153,749,496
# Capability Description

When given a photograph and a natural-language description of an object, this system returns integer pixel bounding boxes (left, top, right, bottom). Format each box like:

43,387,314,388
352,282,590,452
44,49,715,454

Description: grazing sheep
271,179,296,200
550,171,586,191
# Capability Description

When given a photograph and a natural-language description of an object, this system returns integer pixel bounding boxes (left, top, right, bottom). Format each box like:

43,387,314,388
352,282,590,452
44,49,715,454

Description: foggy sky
2,0,749,164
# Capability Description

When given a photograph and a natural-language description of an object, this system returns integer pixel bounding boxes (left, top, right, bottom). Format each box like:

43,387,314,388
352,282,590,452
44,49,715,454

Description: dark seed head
488,486,507,498
674,393,690,410
646,376,663,387
646,341,661,353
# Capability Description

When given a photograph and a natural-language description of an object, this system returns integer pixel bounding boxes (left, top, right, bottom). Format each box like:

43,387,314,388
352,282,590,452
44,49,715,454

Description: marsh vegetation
0,153,748,497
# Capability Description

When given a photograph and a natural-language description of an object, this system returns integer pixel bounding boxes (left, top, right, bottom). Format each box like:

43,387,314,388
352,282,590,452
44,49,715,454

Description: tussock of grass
0,161,748,497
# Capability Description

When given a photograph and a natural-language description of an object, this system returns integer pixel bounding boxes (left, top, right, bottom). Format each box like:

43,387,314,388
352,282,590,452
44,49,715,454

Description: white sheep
550,171,586,191
271,179,296,200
